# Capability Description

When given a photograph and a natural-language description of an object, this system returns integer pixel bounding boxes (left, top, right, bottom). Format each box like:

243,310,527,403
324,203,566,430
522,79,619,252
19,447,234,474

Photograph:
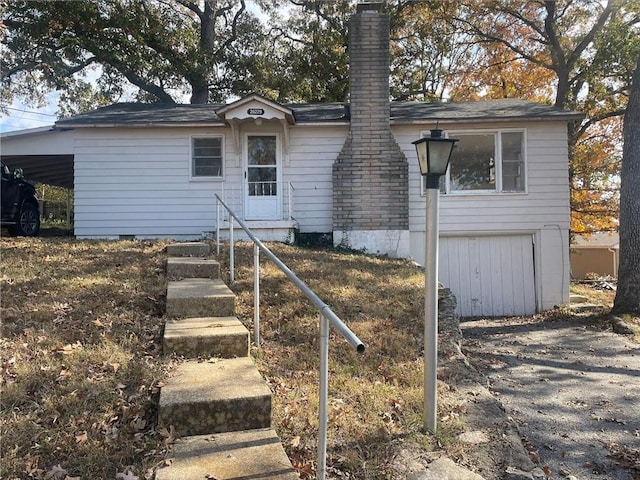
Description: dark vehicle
1,161,40,236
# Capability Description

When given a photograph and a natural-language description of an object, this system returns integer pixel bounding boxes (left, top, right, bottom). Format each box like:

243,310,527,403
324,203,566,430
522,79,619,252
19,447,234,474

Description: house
0,3,583,317
571,232,619,279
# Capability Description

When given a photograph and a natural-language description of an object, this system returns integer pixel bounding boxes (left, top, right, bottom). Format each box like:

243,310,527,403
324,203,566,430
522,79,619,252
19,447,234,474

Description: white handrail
214,194,365,479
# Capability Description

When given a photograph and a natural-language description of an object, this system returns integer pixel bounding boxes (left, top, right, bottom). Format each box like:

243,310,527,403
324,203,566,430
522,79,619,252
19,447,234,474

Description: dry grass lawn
1,237,462,479
1,237,172,479
5,237,634,479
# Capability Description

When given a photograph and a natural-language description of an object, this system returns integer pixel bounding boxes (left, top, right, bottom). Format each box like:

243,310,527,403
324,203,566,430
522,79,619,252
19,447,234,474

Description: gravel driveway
461,314,640,480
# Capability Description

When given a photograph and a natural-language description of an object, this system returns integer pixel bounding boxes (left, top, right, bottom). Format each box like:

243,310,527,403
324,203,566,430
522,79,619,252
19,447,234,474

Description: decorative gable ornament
215,94,295,165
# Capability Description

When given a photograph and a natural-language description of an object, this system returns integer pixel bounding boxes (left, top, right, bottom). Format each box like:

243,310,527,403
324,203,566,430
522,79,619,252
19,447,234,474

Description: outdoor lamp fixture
412,128,458,434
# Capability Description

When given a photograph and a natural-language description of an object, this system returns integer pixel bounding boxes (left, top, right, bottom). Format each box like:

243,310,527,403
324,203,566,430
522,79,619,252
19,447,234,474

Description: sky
1,97,59,134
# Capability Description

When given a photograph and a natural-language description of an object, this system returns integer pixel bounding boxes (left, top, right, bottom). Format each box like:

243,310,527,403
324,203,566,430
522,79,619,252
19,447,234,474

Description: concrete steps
158,357,272,436
154,428,299,480
166,278,235,318
163,316,249,358
157,242,296,479
167,257,220,280
166,242,211,257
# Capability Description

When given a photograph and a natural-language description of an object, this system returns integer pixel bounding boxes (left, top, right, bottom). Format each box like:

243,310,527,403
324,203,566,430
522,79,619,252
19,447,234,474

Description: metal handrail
214,193,365,479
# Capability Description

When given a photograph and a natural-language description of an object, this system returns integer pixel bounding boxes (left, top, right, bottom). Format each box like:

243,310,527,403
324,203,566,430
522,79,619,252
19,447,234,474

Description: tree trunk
189,1,217,104
612,54,640,315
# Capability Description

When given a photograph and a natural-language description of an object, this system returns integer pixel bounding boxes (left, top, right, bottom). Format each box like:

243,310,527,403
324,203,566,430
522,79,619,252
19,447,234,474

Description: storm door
244,134,280,220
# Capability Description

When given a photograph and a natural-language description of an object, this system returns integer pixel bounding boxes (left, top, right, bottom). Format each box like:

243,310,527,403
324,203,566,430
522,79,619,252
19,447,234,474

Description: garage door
439,235,536,317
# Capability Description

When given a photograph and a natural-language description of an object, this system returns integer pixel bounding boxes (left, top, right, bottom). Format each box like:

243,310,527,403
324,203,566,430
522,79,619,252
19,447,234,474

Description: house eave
391,115,585,125
54,122,226,129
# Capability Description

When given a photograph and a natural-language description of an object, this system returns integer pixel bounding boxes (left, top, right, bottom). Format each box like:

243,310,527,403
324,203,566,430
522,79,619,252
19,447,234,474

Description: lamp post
412,128,458,433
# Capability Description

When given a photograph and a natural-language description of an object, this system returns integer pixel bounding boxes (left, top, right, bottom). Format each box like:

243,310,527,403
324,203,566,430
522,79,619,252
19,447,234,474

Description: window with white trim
192,137,223,178
427,130,526,194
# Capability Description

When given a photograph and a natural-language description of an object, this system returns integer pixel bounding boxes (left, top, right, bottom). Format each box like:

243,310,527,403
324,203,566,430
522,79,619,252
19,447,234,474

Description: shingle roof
391,98,584,123
54,98,583,128
55,103,225,127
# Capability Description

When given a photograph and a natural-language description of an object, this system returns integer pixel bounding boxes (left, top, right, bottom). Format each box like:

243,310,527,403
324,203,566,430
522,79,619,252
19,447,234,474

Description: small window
192,137,223,177
425,130,525,194
500,132,525,192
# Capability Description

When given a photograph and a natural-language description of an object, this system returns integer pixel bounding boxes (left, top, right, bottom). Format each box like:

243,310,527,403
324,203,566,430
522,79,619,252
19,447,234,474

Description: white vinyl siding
285,126,348,232
396,121,571,315
73,128,233,238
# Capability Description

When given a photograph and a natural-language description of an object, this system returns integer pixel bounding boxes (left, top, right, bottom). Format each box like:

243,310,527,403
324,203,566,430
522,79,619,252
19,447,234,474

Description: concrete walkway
461,315,640,480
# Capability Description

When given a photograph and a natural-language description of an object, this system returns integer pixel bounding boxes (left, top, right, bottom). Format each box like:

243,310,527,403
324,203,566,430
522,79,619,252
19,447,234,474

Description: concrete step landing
158,357,271,437
166,278,235,318
567,303,607,314
166,257,220,280
166,242,211,257
154,428,298,480
569,293,589,304
163,316,249,359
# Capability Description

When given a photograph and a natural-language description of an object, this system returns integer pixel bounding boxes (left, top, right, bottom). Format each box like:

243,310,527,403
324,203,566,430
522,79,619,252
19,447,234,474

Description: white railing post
318,312,329,480
254,243,260,345
288,181,293,220
216,199,221,256
229,217,234,285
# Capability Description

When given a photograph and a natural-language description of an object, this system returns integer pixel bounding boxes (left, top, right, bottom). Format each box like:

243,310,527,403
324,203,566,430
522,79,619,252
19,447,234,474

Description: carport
1,154,74,189
1,127,76,230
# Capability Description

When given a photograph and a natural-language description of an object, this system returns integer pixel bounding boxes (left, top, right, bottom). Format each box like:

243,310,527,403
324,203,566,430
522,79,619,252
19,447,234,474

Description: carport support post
66,189,71,230
424,180,440,434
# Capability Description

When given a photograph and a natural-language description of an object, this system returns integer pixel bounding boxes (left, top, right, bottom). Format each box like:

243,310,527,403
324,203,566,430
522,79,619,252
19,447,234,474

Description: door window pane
248,136,276,165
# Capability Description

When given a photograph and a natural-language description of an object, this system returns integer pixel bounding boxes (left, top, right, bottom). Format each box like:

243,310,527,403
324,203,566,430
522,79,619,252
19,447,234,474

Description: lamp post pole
423,174,440,433
413,129,458,435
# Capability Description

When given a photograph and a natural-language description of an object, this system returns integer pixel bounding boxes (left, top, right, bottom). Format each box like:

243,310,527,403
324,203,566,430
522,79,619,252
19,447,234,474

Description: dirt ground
460,313,640,480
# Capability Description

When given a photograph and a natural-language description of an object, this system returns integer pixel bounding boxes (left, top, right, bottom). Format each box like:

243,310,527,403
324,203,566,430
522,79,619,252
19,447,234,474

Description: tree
1,0,267,111
390,1,471,101
612,54,640,315
451,0,640,235
255,0,352,103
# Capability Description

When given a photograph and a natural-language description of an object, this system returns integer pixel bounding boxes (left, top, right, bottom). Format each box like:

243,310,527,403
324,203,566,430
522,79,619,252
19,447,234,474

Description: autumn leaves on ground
1,237,457,479
1,238,172,479
3,237,634,479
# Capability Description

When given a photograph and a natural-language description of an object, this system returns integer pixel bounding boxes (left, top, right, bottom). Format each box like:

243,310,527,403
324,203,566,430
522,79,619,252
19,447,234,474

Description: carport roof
2,154,74,190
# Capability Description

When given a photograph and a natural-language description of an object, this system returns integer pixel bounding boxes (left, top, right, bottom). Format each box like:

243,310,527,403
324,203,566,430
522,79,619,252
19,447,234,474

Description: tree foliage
256,0,352,102
1,0,267,111
390,1,469,101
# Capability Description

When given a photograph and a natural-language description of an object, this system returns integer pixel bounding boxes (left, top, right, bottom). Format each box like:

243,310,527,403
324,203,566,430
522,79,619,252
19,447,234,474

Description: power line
1,120,54,129
6,106,57,117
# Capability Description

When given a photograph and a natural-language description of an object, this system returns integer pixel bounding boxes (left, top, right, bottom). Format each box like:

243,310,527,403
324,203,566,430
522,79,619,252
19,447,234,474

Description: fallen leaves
606,443,640,473
44,464,78,480
1,237,170,479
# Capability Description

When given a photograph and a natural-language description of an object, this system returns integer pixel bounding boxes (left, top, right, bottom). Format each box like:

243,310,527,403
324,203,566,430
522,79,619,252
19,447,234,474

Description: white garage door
439,235,536,317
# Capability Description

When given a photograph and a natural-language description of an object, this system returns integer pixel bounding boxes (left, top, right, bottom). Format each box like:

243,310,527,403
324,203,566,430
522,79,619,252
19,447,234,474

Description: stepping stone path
156,242,298,480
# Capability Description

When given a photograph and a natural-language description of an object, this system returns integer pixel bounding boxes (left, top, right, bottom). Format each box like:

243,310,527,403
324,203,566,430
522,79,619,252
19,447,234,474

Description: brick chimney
332,2,409,256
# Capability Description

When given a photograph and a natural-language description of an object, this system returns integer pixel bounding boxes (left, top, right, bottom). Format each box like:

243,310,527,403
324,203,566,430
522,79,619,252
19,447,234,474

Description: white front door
245,134,281,220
